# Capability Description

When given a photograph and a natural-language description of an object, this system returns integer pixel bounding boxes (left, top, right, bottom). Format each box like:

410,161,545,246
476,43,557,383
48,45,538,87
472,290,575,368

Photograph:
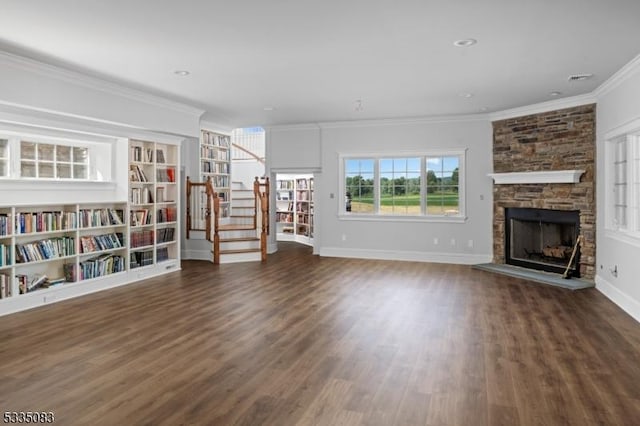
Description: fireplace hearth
505,208,580,277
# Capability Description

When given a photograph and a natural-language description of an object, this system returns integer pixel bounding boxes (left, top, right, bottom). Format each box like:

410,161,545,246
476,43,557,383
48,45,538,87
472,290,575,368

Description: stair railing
254,176,270,261
204,177,221,264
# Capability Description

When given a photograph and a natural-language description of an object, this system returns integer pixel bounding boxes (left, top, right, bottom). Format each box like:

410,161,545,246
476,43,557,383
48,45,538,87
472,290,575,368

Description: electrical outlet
341,234,347,241
468,239,474,248
450,238,456,246
433,237,438,245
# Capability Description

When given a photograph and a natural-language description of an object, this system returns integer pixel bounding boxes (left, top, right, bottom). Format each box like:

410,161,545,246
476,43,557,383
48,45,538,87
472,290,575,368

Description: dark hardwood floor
1,242,639,425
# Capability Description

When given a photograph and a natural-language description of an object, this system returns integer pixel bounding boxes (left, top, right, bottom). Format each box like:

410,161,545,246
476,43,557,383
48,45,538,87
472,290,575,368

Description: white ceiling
1,1,639,128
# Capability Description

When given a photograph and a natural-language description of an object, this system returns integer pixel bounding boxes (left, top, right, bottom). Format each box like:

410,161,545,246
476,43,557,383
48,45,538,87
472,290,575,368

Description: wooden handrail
232,143,265,164
203,177,222,264
186,176,208,239
254,176,270,262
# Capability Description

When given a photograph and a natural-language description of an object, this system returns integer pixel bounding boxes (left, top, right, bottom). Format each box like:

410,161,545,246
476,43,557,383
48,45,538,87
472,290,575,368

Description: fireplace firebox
505,208,580,277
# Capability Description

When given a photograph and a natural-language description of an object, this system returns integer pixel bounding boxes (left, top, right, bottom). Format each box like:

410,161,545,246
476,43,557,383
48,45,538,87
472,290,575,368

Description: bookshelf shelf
200,130,231,220
276,175,314,245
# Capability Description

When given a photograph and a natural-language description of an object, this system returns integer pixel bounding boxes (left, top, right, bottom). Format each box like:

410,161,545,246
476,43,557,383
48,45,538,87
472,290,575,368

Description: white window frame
339,149,467,223
605,122,640,244
0,128,113,183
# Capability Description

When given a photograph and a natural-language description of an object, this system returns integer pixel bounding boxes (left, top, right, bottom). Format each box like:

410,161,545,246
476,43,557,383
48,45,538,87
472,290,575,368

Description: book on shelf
131,146,145,162
156,227,175,243
79,208,124,228
0,213,9,236
129,164,148,182
156,149,166,164
156,187,165,203
15,236,75,263
0,273,11,298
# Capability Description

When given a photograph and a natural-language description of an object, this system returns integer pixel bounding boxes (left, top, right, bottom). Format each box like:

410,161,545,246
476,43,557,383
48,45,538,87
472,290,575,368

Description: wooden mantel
487,170,585,185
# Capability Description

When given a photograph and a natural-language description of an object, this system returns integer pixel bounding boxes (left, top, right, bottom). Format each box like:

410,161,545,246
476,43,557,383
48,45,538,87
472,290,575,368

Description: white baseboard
319,247,492,265
595,275,640,323
181,249,212,261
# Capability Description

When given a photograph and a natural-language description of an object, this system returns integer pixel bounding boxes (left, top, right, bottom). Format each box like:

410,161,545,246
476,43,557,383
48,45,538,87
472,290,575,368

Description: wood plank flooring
1,242,639,425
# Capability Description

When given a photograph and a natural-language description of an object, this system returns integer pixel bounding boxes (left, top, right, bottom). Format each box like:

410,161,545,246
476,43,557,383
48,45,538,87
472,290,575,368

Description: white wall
0,52,203,138
595,57,640,321
267,117,494,264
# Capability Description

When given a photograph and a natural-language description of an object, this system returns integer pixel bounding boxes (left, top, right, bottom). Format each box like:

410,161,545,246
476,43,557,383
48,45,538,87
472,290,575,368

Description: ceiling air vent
568,73,593,82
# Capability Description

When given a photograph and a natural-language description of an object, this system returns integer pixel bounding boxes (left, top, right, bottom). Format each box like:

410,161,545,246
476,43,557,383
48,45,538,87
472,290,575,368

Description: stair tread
220,237,260,242
219,248,261,254
219,224,256,231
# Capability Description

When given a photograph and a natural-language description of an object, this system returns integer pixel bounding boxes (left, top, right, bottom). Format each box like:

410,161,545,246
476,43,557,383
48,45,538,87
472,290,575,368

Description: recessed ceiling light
568,73,593,82
174,70,190,76
453,38,477,47
479,107,489,112
263,106,275,111
549,91,562,97
458,92,474,98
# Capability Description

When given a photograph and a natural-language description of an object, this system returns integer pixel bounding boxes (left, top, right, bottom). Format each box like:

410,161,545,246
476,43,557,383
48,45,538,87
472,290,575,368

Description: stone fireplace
491,104,596,280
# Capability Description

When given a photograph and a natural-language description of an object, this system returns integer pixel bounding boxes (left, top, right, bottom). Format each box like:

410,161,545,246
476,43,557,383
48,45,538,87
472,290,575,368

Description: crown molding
266,123,322,132
0,50,205,118
593,53,640,99
489,94,596,122
266,113,489,132
318,113,490,129
200,120,234,135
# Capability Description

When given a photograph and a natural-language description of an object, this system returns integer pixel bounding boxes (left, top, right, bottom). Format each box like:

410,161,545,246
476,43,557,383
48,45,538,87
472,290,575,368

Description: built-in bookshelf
0,203,127,301
129,140,179,269
200,130,231,219
275,175,314,246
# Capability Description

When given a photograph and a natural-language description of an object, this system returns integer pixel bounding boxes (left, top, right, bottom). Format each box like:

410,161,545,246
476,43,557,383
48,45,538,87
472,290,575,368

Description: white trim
604,115,640,140
319,247,492,265
489,94,596,122
338,214,467,223
488,170,585,184
181,249,212,261
266,123,323,132
266,114,489,131
200,121,234,135
595,275,640,323
0,180,119,194
594,53,640,99
0,51,204,117
318,114,489,129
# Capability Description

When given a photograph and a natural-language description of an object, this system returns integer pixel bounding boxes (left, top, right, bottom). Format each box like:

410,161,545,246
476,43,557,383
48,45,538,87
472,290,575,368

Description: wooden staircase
209,177,269,264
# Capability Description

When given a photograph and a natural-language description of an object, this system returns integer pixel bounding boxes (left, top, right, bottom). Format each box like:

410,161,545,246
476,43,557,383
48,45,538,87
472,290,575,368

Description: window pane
426,156,460,216
73,164,88,179
39,162,54,178
57,164,72,179
21,161,36,177
73,147,88,164
57,145,71,162
345,159,375,213
21,141,36,160
380,157,420,215
0,139,7,158
0,139,7,177
38,143,55,162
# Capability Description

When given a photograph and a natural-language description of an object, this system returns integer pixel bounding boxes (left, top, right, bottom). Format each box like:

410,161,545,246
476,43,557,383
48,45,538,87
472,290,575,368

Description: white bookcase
275,174,314,246
128,139,180,269
0,202,128,311
200,130,231,219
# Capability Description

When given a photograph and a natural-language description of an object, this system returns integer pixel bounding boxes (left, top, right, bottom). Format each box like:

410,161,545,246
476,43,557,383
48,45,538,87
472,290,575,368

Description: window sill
0,179,116,191
605,229,640,248
338,213,467,223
